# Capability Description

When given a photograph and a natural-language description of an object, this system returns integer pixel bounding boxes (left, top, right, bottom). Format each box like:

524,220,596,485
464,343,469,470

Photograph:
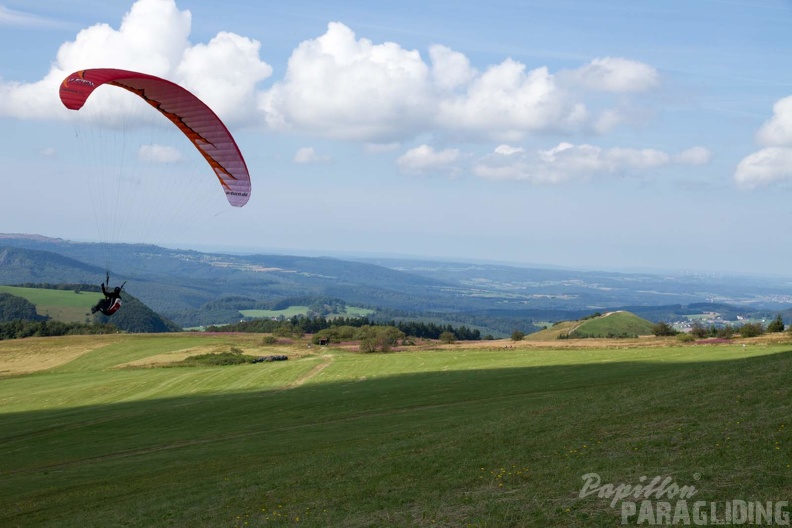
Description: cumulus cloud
138,144,182,163
259,23,660,142
0,0,271,123
570,57,659,93
397,144,461,174
735,147,792,189
260,22,434,141
1,1,661,145
473,142,694,184
735,95,792,188
755,95,792,146
294,147,331,164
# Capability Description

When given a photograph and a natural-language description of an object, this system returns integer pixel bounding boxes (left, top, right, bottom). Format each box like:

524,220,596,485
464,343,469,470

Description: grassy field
0,285,96,322
240,305,376,319
0,333,790,527
571,311,655,337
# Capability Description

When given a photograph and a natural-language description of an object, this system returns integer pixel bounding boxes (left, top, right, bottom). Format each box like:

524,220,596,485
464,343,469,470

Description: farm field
1,333,791,527
239,305,375,320
0,285,96,323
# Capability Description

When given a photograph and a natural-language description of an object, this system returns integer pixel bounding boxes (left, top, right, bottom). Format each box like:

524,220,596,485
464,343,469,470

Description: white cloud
294,147,331,164
755,95,792,147
39,147,57,158
1,3,661,145
259,22,434,141
436,61,579,141
0,6,68,28
734,95,792,188
0,0,271,123
494,144,525,155
138,144,182,163
429,44,476,92
259,22,660,142
735,147,792,189
571,57,659,93
473,142,688,184
397,144,460,173
176,32,272,123
673,146,711,165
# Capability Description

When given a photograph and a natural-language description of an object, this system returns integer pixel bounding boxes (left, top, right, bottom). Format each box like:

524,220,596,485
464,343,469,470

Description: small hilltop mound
528,311,656,340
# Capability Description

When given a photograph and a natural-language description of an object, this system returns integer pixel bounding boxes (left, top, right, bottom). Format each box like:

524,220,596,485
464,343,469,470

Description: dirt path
282,354,334,390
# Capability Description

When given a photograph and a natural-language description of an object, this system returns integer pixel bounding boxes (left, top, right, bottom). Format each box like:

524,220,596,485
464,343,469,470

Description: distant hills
1,233,791,336
0,284,179,333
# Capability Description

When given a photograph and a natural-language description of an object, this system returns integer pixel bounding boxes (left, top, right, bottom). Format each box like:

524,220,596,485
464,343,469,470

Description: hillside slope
527,311,655,340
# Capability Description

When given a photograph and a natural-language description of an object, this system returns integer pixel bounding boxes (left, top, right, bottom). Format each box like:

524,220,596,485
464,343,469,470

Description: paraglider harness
92,273,126,316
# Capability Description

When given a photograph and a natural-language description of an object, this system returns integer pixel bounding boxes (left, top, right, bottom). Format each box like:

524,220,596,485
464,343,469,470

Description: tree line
0,319,118,340
205,315,482,341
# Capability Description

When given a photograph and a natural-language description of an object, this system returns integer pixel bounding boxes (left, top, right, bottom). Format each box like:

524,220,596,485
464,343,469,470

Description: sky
2,0,792,275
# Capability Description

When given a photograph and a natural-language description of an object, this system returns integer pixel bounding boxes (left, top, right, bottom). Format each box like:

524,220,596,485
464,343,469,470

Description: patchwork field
0,285,96,322
1,333,790,527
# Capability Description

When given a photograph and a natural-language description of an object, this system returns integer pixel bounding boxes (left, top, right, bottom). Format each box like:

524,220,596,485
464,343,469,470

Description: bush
677,333,695,343
738,322,764,338
511,330,525,341
651,322,677,336
439,331,456,344
689,322,710,339
767,315,785,333
261,335,278,345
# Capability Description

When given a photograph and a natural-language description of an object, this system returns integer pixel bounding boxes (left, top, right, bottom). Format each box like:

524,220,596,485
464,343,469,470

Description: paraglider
91,273,125,317
60,68,252,315
59,68,251,206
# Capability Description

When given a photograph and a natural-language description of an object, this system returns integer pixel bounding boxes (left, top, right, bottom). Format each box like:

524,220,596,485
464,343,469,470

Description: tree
689,321,709,339
511,330,525,341
738,322,764,338
439,331,456,344
767,314,785,333
651,322,677,337
0,293,42,322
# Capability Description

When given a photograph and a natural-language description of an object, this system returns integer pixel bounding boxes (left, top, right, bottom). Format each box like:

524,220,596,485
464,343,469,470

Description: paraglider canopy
60,68,251,207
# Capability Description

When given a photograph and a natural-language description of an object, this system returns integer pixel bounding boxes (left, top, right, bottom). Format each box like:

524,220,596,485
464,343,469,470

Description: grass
0,285,96,322
0,334,790,526
240,305,376,319
571,311,655,338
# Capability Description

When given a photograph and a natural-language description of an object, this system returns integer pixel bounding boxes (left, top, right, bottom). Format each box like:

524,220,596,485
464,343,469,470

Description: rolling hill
527,311,655,340
1,234,790,335
0,285,180,333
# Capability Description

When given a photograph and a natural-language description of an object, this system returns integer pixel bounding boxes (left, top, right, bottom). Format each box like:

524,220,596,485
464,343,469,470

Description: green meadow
0,285,96,322
240,305,375,319
0,334,790,527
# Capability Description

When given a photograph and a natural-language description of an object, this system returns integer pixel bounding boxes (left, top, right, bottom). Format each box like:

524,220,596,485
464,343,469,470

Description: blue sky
2,0,792,275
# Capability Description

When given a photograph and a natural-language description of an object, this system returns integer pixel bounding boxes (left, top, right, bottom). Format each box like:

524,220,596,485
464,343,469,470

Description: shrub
439,331,456,344
261,335,278,345
738,322,764,338
767,315,785,333
181,350,257,366
511,330,525,341
651,322,677,336
677,333,695,343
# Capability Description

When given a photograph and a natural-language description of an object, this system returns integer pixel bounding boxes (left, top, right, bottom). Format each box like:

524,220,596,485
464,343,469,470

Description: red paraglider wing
60,68,251,207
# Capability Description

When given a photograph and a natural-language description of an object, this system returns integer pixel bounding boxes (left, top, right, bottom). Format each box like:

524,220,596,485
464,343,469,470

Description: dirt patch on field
0,336,113,375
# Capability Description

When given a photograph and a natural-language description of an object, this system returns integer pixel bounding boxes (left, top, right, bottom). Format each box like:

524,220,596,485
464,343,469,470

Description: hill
2,234,791,335
0,285,179,333
568,310,655,338
527,311,655,340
